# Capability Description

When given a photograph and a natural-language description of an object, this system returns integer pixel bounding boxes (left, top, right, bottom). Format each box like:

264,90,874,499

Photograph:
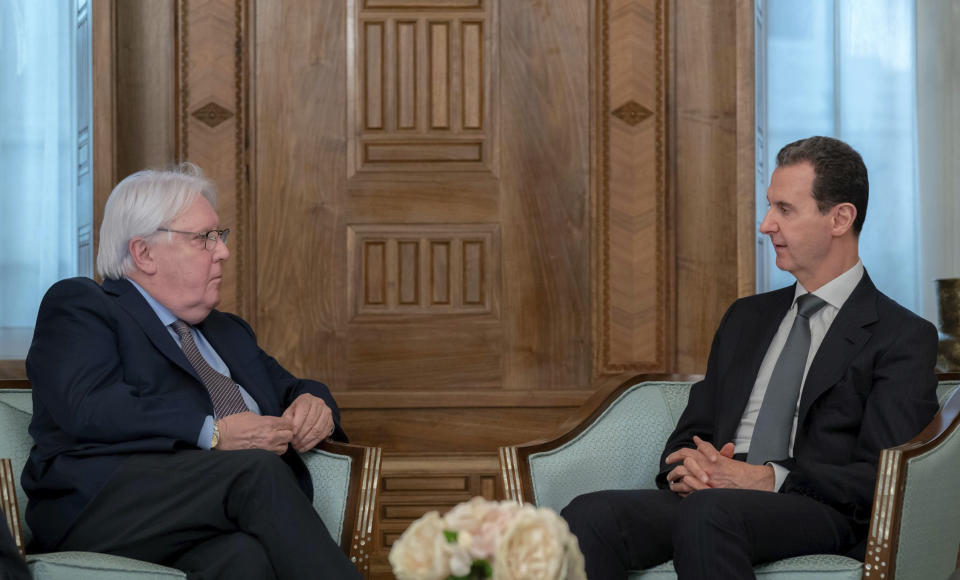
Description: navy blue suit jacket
657,273,939,533
23,277,347,550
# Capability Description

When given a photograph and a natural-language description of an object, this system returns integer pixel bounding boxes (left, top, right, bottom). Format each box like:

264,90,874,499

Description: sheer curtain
0,0,79,358
916,0,960,324
758,0,920,313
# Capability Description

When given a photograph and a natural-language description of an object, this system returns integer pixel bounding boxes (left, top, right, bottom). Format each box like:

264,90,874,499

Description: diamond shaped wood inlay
611,100,653,126
192,102,234,128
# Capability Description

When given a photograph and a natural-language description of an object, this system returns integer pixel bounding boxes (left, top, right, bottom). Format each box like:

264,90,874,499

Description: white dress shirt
733,260,864,490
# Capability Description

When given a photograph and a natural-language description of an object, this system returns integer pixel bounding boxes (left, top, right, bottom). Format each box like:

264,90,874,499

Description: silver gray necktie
746,294,827,465
171,320,249,418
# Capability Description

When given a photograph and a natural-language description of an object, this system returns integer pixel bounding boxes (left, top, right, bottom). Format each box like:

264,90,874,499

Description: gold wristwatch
211,419,221,450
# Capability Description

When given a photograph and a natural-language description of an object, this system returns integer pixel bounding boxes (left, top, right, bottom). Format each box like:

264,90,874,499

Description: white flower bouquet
389,497,586,580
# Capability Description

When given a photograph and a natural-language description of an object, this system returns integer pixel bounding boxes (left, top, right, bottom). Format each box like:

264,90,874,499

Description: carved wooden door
174,0,669,454
248,0,668,452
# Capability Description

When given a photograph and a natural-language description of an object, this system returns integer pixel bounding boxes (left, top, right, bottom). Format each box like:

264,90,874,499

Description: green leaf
443,529,459,543
472,559,493,577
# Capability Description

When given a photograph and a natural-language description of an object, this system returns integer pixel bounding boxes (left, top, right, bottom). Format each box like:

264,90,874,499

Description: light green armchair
0,380,381,579
500,373,960,580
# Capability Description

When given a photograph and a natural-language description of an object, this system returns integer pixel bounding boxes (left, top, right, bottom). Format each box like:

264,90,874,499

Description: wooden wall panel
115,2,176,180
672,0,754,372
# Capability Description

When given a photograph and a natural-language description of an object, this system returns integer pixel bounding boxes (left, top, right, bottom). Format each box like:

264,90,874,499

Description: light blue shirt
126,279,262,449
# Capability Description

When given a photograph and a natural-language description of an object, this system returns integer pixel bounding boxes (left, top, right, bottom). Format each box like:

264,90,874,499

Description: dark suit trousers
0,518,29,580
562,488,859,580
56,449,361,580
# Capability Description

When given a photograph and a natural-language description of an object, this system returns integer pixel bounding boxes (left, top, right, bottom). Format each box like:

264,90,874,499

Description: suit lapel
797,274,877,426
103,278,203,384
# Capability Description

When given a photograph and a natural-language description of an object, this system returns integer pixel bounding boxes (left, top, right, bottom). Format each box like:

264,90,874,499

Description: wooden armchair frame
500,372,960,580
864,372,960,578
0,379,381,579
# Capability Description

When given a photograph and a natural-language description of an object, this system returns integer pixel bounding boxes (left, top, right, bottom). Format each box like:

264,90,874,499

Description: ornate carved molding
175,0,251,319
597,0,670,373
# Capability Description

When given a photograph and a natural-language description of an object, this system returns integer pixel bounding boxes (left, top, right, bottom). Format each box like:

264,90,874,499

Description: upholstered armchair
0,380,381,580
500,373,960,580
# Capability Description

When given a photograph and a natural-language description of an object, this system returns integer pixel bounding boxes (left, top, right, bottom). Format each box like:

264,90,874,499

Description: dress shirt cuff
768,462,789,491
198,415,215,450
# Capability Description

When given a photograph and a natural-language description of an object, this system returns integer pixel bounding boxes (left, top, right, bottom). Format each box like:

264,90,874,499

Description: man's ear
832,203,857,236
128,238,158,275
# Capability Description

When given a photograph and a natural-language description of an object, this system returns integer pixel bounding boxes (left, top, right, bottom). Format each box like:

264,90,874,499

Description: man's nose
213,237,230,261
759,209,776,234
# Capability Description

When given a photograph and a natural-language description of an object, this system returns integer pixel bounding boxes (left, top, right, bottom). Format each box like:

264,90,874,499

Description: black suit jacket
657,273,938,530
23,277,347,550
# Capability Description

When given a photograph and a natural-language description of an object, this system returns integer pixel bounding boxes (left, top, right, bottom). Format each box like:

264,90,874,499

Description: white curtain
916,0,960,325
0,0,78,358
759,0,920,314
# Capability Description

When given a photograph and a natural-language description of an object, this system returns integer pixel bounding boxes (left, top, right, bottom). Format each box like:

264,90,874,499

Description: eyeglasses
156,228,230,250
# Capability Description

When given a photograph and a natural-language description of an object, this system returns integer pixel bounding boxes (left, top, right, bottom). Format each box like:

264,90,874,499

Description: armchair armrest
864,377,960,580
1,457,25,558
304,440,381,578
500,374,701,511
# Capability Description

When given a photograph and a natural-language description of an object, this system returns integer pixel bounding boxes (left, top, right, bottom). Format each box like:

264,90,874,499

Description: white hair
96,163,217,280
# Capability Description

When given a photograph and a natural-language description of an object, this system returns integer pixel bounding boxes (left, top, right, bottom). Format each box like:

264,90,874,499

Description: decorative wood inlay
175,0,250,320
350,446,381,577
611,99,652,126
597,0,670,373
347,224,499,318
191,101,235,128
0,458,24,557
348,0,497,175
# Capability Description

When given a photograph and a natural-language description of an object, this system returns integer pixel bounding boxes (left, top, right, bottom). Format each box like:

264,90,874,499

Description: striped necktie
170,320,249,418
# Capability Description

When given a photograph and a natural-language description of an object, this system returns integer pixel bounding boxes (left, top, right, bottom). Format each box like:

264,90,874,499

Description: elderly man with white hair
23,164,361,579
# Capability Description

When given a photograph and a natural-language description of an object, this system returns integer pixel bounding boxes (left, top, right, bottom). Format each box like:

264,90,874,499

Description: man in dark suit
24,164,361,579
562,136,939,579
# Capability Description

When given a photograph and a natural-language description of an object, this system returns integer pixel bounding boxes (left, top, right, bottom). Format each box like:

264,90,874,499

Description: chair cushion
629,554,862,579
28,551,185,580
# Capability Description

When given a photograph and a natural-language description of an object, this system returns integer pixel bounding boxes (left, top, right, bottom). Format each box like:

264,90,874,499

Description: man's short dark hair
776,136,869,235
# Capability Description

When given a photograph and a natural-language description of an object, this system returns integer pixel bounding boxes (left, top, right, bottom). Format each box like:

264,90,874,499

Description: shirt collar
793,260,864,311
125,278,180,328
